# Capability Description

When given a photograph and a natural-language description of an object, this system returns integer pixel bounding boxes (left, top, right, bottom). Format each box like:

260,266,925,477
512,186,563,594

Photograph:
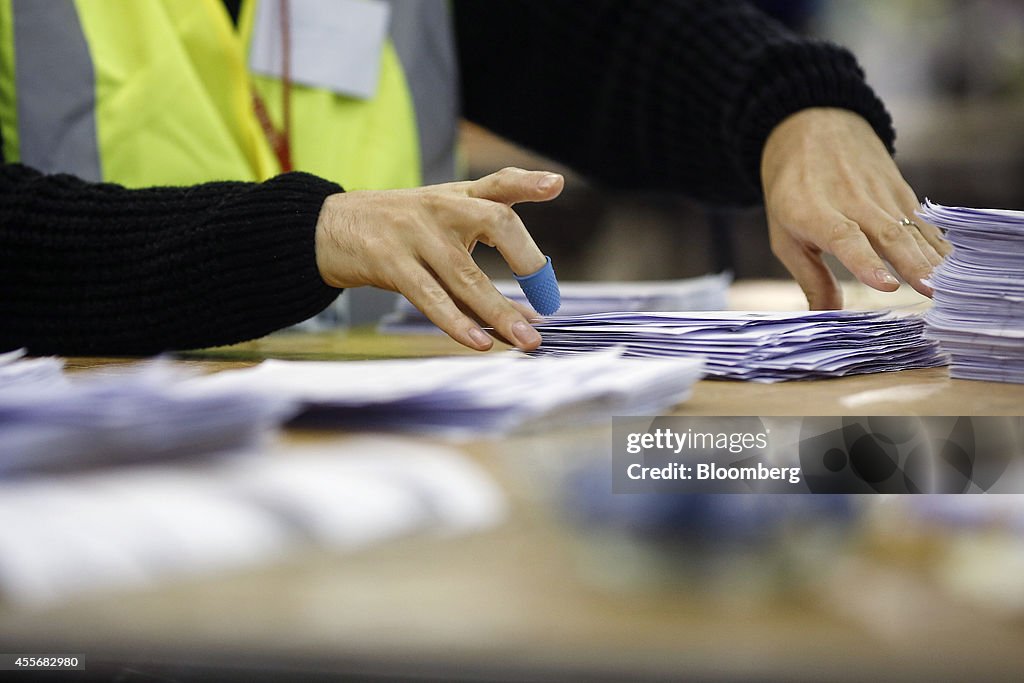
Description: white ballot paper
379,273,731,334
192,350,705,435
0,437,506,606
918,201,1024,384
0,355,509,605
528,310,947,382
0,349,66,391
0,358,296,476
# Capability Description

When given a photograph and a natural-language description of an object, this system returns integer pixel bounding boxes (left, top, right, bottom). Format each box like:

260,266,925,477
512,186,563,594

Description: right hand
761,108,951,309
314,167,564,351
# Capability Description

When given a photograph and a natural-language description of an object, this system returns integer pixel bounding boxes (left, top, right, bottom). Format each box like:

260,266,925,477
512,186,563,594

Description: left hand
761,107,952,309
314,167,562,352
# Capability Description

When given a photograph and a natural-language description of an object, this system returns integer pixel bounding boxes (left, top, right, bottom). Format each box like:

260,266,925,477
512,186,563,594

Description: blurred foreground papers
528,311,946,382
919,201,1024,384
0,358,294,476
0,354,507,606
0,348,65,390
195,351,704,435
0,438,505,606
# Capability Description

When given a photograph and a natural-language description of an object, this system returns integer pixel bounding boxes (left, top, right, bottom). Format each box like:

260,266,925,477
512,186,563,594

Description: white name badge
249,0,391,100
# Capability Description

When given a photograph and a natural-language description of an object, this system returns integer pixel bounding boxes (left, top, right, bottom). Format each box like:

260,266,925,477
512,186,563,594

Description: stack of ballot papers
918,201,1024,384
528,310,946,382
0,357,295,476
194,351,705,434
378,273,731,333
0,437,506,606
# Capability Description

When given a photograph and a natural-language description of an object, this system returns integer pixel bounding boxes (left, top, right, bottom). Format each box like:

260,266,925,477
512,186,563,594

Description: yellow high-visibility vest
0,0,457,190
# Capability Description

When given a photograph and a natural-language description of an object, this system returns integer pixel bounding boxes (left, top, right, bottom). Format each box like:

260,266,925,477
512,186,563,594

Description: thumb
772,229,844,310
468,167,564,205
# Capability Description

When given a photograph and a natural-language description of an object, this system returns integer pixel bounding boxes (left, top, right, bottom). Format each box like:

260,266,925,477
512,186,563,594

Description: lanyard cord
251,0,293,172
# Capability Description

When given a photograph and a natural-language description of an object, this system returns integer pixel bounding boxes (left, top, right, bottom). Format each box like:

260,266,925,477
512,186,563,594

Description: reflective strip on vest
1,0,459,190
387,0,458,185
241,0,458,189
10,0,101,181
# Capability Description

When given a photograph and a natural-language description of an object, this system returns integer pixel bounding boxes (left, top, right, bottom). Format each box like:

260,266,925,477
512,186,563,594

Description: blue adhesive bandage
514,256,560,315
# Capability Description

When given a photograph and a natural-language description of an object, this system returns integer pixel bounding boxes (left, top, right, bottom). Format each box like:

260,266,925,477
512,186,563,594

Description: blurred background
465,0,1024,283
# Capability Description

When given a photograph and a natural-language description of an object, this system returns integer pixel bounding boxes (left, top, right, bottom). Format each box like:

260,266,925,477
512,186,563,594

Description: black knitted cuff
0,166,346,355
171,171,344,351
727,39,896,198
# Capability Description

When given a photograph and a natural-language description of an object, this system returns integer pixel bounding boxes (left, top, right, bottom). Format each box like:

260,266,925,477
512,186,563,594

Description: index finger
811,213,901,293
470,199,548,278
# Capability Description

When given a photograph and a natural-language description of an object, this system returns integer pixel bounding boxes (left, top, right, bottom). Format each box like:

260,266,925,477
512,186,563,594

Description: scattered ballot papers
194,351,704,435
0,437,506,606
528,310,947,382
0,357,295,477
379,273,731,333
0,348,65,391
1,352,511,604
918,201,1024,384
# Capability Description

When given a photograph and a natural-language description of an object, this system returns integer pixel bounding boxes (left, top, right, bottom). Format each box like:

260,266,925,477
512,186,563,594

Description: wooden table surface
3,282,1023,681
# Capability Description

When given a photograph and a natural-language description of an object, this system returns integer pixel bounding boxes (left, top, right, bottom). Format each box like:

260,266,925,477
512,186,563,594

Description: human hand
761,107,951,309
314,167,563,351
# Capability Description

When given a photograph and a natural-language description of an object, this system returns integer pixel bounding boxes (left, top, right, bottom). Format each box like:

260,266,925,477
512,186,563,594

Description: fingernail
875,269,899,286
537,174,560,191
512,321,542,347
919,280,934,297
467,327,492,349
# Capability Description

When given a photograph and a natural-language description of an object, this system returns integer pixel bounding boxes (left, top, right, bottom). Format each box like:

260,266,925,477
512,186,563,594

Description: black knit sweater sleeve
0,164,342,355
453,0,894,206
